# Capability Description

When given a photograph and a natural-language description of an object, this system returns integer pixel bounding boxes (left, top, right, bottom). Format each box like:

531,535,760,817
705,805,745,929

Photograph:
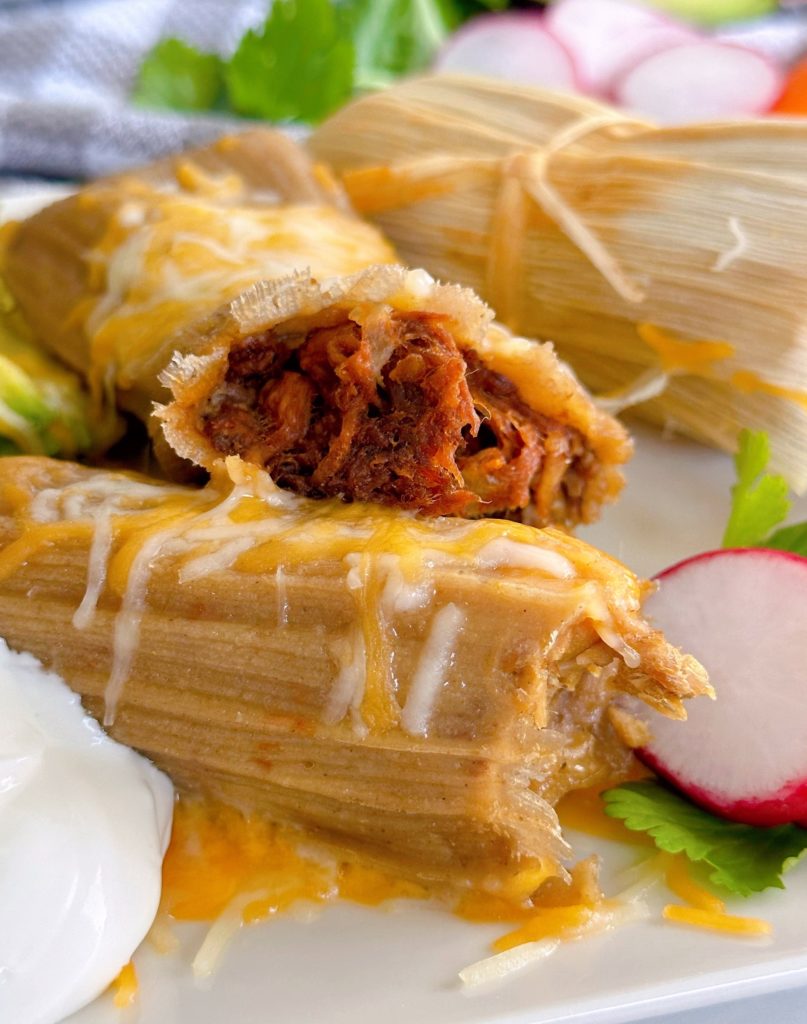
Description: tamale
159,265,630,524
0,131,396,425
1,138,630,526
309,74,807,490
0,455,709,888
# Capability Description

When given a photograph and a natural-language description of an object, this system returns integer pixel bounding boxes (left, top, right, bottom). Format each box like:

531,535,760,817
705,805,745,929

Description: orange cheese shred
664,857,725,914
111,961,138,1008
663,904,772,937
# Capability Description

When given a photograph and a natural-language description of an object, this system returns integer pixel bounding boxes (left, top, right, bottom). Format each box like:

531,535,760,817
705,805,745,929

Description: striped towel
0,0,265,183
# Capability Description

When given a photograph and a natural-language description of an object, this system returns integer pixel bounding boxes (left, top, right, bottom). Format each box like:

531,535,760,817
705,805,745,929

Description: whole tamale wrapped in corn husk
309,74,807,490
0,454,709,887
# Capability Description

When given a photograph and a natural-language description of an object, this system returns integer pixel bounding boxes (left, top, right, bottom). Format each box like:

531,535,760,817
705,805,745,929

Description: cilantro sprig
604,781,807,898
134,0,509,125
602,430,807,900
722,429,794,549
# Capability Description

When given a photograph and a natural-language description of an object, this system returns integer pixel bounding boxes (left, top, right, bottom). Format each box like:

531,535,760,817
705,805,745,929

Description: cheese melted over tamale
0,457,705,735
81,188,396,407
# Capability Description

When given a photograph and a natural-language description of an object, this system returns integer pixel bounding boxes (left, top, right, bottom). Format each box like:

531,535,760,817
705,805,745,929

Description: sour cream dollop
0,641,173,1024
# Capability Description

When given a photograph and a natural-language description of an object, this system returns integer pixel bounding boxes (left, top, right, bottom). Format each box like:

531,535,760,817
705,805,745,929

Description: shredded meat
459,351,591,523
201,313,594,520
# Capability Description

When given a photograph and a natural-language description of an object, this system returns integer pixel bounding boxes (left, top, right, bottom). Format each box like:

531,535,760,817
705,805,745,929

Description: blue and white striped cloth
0,0,265,186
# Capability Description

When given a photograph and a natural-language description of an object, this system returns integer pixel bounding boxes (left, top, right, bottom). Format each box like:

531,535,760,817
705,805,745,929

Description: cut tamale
0,135,631,527
0,131,396,425
158,265,630,524
0,455,709,889
309,74,807,490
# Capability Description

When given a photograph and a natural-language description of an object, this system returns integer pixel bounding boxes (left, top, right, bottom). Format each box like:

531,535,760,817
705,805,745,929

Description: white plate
4,191,806,1024
59,427,806,1024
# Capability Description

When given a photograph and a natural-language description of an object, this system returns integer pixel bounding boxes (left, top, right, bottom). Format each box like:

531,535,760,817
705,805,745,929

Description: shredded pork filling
200,313,595,520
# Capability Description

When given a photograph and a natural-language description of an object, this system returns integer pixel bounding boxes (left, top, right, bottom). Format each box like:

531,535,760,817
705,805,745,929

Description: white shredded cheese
104,525,186,726
324,629,367,728
72,509,114,630
191,891,259,981
179,536,256,584
476,538,575,578
712,216,748,273
459,939,560,989
401,603,465,737
377,554,433,615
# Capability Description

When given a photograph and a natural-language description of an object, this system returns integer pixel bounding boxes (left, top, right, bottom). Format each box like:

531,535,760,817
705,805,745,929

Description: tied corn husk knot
311,75,807,491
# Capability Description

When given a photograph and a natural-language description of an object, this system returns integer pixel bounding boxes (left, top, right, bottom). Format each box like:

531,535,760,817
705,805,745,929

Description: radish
615,40,784,123
545,0,697,96
636,548,807,827
434,13,579,91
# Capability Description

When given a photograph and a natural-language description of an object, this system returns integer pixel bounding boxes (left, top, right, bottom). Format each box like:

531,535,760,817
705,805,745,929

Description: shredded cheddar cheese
637,323,735,378
111,961,138,1009
161,799,428,928
730,370,807,414
5,456,647,736
662,904,772,938
80,186,396,408
556,783,654,845
664,857,726,914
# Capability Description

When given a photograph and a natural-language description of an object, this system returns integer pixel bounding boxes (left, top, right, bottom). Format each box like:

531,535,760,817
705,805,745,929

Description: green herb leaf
765,521,807,557
722,429,791,548
347,0,462,90
604,781,807,897
134,39,225,111
226,0,355,123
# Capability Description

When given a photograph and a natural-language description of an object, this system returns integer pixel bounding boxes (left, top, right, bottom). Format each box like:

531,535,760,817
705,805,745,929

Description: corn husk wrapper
1,130,394,425
310,75,807,490
0,455,709,884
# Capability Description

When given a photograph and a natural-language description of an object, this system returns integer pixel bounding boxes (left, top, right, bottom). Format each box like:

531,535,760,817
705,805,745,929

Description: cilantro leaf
348,0,462,90
226,0,355,124
764,521,807,558
604,781,807,897
134,39,225,111
722,429,791,548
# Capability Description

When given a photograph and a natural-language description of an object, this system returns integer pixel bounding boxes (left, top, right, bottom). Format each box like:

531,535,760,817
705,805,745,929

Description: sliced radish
636,548,807,827
545,0,697,96
615,40,784,124
434,13,579,91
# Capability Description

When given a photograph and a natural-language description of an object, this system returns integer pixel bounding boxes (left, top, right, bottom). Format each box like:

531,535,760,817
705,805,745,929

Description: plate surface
60,426,807,1024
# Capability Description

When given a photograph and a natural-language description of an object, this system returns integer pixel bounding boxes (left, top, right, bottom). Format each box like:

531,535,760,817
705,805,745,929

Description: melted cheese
730,369,807,413
637,323,735,378
476,538,575,578
7,457,652,735
110,962,138,1009
401,603,465,737
161,798,429,975
82,188,396,398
